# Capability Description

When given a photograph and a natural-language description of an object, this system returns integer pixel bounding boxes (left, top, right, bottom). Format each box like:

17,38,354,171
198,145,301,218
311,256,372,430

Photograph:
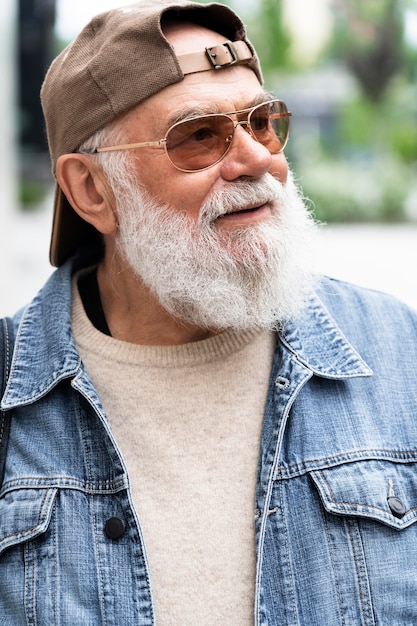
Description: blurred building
0,0,17,244
19,0,55,151
18,0,56,190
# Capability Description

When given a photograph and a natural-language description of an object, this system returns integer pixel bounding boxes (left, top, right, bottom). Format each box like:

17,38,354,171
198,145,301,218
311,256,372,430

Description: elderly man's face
98,24,316,333
113,24,289,232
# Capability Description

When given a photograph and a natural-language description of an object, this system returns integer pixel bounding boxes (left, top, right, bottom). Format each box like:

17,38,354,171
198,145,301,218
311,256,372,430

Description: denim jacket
1,259,417,625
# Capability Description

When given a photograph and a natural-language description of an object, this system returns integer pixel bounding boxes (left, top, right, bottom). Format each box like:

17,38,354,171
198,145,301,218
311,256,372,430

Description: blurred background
1,0,417,316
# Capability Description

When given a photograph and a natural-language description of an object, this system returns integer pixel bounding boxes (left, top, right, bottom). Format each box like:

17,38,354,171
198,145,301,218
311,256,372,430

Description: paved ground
1,195,417,318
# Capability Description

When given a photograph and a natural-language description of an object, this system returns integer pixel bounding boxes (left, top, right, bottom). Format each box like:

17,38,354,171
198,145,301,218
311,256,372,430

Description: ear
56,154,118,235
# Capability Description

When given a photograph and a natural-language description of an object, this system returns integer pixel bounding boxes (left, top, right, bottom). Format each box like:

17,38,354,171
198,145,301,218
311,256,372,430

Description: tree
332,0,404,103
220,0,292,77
252,0,292,75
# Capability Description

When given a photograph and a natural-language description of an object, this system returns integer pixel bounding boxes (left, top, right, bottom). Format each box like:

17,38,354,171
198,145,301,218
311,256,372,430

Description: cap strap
178,40,253,75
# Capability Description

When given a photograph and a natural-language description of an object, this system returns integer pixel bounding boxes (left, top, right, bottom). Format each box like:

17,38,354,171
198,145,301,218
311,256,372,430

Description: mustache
198,174,286,225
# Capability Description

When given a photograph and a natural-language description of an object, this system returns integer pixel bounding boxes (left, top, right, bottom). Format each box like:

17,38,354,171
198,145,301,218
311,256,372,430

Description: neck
96,257,218,346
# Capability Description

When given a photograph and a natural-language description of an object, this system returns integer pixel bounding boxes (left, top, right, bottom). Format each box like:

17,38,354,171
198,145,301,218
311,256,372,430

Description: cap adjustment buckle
205,42,239,69
178,40,253,76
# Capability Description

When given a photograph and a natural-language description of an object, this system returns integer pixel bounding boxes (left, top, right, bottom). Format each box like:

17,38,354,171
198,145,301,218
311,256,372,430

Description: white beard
111,168,318,332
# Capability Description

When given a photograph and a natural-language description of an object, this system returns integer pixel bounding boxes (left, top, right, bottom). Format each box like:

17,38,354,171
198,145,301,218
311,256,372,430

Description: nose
234,119,251,135
220,123,276,181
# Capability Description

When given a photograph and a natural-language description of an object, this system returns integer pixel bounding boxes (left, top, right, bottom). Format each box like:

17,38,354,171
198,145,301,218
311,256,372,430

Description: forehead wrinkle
164,90,276,129
166,104,223,128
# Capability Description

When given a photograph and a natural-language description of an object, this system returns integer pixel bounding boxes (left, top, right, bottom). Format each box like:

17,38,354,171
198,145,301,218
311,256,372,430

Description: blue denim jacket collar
2,262,81,410
280,290,373,380
2,262,372,411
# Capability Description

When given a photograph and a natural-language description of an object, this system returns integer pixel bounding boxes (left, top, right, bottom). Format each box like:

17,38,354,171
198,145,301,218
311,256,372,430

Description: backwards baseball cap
41,0,262,267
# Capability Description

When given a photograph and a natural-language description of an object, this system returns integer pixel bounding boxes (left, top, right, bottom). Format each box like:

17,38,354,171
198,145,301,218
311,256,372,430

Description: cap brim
49,184,102,267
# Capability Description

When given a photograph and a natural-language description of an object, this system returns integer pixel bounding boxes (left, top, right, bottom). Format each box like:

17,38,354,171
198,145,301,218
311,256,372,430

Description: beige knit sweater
72,281,275,625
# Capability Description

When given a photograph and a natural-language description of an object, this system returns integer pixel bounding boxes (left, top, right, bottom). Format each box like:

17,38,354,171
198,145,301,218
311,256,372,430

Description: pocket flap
310,460,417,529
0,488,58,555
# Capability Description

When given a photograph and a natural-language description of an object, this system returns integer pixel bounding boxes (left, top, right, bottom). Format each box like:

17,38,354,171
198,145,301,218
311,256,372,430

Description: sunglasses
80,99,291,173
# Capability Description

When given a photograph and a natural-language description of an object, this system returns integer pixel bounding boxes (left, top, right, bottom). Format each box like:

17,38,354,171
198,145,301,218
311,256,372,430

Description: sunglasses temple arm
95,139,167,153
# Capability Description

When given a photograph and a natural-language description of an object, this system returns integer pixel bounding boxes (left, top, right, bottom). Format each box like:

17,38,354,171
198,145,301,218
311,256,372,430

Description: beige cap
41,0,262,266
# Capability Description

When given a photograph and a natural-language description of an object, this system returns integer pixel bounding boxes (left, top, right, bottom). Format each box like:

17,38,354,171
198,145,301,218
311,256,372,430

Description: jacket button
104,517,126,539
387,496,406,519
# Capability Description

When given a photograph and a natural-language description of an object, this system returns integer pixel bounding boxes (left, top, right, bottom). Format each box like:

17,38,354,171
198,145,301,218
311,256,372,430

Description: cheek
167,182,212,222
141,166,218,222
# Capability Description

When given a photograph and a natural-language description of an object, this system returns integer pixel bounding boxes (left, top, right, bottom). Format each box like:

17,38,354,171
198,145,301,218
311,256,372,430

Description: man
1,1,417,624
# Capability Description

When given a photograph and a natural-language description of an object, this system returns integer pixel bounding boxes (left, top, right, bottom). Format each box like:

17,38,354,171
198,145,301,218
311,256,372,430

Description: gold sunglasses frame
79,99,292,172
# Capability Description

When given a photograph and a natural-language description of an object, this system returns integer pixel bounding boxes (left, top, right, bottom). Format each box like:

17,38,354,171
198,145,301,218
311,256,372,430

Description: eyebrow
164,90,277,130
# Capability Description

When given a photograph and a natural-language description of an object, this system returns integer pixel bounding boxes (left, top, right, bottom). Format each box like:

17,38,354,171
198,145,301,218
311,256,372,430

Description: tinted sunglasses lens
165,115,234,171
250,101,290,153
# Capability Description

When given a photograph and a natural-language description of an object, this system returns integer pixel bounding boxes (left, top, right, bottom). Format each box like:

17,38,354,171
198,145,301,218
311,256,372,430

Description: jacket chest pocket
0,487,58,625
0,485,150,625
262,459,417,626
310,459,417,530
308,459,417,625
0,487,58,556
0,486,107,625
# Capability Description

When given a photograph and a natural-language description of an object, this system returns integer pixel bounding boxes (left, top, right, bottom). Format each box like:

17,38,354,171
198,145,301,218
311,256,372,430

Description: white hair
78,122,134,190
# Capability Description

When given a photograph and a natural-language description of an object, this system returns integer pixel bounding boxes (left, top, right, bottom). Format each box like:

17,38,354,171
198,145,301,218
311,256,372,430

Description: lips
214,203,272,225
222,203,267,217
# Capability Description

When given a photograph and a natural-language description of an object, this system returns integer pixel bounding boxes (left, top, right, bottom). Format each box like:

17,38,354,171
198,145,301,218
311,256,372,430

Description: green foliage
286,0,417,223
250,0,292,74
338,98,376,148
298,157,411,223
225,0,292,75
337,83,417,162
393,126,417,163
19,179,49,210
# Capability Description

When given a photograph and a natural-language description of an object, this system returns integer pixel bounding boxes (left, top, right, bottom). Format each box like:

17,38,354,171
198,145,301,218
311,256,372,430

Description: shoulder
317,275,417,322
314,275,417,356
